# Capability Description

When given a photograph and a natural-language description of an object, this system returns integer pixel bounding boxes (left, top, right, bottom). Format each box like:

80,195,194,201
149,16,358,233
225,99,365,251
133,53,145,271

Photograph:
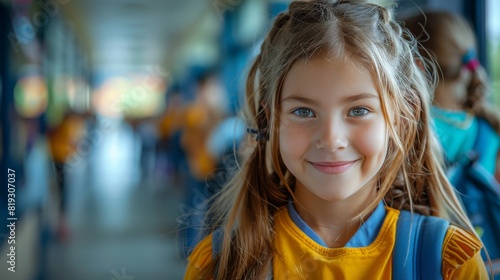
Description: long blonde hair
404,11,500,133
201,1,476,279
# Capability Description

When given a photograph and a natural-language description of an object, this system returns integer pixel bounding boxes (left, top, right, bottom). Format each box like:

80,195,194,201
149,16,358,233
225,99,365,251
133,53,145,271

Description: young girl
403,11,500,184
184,1,488,279
404,11,500,272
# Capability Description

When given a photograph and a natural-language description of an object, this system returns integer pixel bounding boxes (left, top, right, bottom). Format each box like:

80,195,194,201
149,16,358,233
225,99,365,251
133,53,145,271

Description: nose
315,117,348,152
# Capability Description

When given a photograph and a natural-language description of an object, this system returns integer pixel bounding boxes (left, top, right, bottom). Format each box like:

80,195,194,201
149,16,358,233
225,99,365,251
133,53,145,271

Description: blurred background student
404,10,500,276
405,11,500,174
47,110,87,241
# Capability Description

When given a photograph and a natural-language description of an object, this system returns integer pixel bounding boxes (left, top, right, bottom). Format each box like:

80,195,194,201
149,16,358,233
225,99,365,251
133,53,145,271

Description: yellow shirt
185,206,488,279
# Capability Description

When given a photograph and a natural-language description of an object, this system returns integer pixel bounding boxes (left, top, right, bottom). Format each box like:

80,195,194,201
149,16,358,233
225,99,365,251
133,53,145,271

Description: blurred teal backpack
446,118,500,264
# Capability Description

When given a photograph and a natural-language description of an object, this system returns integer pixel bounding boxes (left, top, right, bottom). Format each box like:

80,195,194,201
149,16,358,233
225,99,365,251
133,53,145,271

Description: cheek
279,124,308,160
356,123,388,161
279,125,295,157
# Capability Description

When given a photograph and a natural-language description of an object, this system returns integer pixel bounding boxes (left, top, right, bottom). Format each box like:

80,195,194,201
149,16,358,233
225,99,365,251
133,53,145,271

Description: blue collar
287,201,386,248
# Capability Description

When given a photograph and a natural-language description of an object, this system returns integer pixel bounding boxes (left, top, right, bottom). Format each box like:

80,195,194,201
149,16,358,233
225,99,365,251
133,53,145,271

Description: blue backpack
393,210,449,280
212,210,450,279
446,118,500,262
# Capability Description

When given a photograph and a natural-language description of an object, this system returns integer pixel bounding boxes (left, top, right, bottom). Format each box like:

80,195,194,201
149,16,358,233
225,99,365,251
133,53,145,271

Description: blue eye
292,108,315,118
349,107,369,117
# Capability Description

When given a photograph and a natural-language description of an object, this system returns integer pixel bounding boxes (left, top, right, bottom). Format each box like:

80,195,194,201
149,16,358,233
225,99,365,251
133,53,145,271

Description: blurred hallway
42,121,186,280
0,1,288,279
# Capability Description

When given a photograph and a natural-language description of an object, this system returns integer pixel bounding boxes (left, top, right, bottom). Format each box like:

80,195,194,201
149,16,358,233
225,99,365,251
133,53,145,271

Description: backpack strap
445,117,491,170
447,117,500,196
211,228,224,278
461,117,496,168
472,118,489,158
393,210,450,280
212,228,224,259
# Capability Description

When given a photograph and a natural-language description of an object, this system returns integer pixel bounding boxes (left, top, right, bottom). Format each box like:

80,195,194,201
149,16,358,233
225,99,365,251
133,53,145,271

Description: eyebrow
281,96,319,105
281,92,379,104
343,92,379,103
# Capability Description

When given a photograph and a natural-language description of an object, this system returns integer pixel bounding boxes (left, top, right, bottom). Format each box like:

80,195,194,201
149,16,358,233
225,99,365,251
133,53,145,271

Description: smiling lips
309,161,357,174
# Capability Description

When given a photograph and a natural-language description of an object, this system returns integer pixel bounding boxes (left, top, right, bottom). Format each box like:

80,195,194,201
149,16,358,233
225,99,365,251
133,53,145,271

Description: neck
293,184,377,247
433,83,466,111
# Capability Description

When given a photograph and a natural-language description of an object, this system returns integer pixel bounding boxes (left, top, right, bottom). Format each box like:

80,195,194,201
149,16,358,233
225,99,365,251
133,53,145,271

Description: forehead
280,55,379,102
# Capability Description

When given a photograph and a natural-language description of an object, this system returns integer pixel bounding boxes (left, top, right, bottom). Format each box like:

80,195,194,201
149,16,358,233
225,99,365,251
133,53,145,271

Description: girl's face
279,56,388,203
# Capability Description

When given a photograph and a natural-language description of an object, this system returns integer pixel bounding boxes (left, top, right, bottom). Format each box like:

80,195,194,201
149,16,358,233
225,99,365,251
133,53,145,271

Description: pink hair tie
464,59,480,71
462,49,480,71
